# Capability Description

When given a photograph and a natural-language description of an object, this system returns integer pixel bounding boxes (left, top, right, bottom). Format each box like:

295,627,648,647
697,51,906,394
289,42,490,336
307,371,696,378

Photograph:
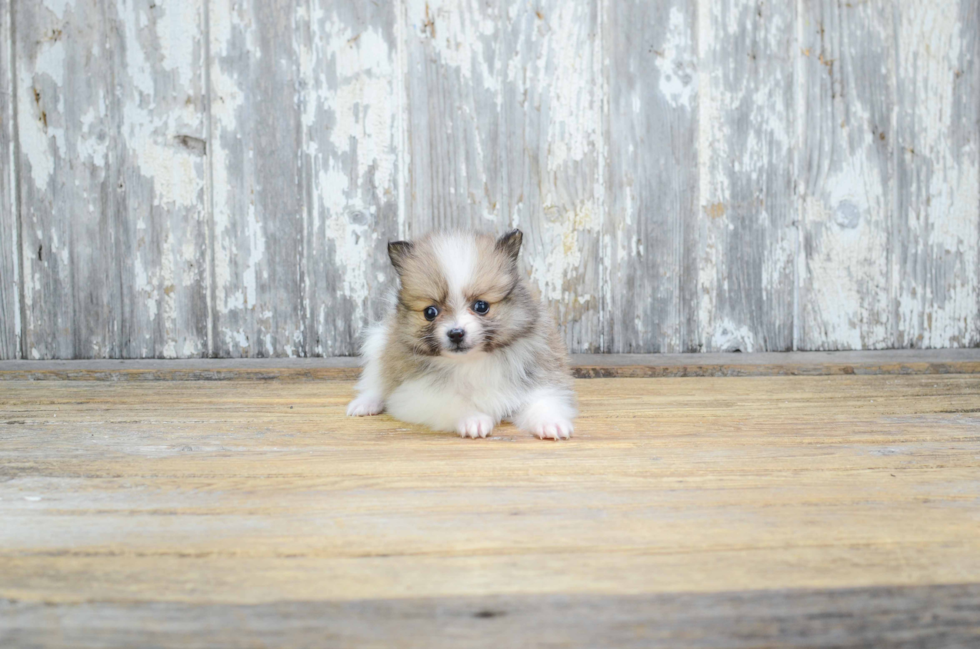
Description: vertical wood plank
604,0,699,353
15,0,116,358
499,0,602,352
304,1,401,356
0,0,19,359
15,0,210,359
893,0,979,348
403,0,503,233
209,0,306,357
404,0,602,352
5,0,976,358
798,0,894,350
698,0,796,352
110,0,210,358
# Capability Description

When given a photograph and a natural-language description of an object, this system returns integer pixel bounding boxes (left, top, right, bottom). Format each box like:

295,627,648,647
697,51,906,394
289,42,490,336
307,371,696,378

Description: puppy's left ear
388,240,414,273
495,229,523,263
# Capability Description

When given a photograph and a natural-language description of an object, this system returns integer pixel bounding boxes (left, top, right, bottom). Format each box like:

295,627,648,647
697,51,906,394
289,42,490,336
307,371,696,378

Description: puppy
346,229,577,440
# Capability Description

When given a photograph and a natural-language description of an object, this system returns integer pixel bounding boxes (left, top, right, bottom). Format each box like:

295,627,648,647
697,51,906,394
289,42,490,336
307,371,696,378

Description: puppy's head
388,229,535,357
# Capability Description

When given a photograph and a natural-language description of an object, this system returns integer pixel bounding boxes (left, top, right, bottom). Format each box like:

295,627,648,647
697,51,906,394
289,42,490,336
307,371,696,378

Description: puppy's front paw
347,395,384,417
529,418,573,441
456,413,494,439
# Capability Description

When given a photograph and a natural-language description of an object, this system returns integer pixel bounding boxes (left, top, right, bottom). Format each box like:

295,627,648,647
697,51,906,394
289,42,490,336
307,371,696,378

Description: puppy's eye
473,300,489,315
423,306,439,321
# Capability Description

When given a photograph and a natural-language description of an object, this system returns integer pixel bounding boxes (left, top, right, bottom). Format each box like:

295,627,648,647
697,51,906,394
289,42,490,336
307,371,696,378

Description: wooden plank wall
0,0,977,359
1,0,19,359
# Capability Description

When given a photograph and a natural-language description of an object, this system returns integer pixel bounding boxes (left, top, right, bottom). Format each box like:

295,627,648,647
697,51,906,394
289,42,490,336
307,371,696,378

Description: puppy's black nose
447,328,465,344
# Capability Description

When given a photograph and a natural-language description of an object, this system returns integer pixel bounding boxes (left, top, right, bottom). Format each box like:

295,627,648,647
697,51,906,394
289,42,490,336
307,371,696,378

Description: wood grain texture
698,0,795,352
303,1,400,355
15,1,210,360
603,0,699,353
0,0,19,359
3,584,979,649
2,349,980,381
500,0,603,352
209,0,400,358
111,0,211,359
208,0,306,357
797,0,894,350
569,348,980,378
15,0,117,359
893,0,980,349
403,0,502,232
0,375,978,645
5,2,980,358
403,0,603,352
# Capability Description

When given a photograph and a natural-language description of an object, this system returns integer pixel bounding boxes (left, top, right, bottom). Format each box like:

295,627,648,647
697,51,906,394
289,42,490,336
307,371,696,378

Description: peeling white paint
40,0,70,20
655,7,697,109
74,105,108,164
317,168,376,326
322,21,397,197
542,2,597,172
306,5,400,339
155,2,201,78
181,338,199,357
409,0,498,94
119,2,206,211
49,227,67,268
697,0,721,349
802,191,889,350
133,252,156,322
10,0,979,358
710,319,757,353
697,0,796,352
241,203,265,311
18,38,65,191
2,32,19,356
527,199,597,318
895,1,980,347
593,0,606,353
223,328,249,352
394,0,409,239
209,0,250,327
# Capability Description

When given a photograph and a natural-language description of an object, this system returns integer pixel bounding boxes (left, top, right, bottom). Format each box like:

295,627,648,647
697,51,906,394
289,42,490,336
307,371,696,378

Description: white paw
529,418,574,441
347,395,384,417
456,413,494,439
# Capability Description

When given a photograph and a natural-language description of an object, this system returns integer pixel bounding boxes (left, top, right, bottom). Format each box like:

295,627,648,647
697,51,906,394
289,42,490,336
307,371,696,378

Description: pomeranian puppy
346,229,577,440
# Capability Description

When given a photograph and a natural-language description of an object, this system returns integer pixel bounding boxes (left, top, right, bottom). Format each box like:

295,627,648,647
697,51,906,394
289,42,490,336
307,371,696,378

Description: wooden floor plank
3,584,979,649
1,375,978,646
1,349,979,381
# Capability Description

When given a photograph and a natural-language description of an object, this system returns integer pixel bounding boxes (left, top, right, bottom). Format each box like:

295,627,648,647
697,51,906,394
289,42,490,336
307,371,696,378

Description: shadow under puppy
347,229,577,440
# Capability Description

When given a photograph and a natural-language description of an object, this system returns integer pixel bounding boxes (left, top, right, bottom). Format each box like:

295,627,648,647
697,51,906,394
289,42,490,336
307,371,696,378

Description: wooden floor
1,369,979,647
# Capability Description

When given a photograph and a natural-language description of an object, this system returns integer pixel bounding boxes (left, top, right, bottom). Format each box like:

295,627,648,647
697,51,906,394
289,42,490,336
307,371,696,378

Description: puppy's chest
432,358,526,405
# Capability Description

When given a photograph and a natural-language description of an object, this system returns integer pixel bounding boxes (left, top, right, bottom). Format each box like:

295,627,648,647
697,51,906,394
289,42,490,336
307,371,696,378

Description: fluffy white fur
350,331,576,439
352,336,575,439
347,230,577,440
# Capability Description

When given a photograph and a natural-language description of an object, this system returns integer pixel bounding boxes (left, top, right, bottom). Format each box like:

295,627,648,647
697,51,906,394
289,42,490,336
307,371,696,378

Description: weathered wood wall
0,0,977,359
1,0,18,359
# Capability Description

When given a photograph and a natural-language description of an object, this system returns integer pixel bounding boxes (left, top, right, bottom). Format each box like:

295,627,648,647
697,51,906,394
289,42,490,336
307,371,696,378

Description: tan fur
378,231,570,397
350,229,577,440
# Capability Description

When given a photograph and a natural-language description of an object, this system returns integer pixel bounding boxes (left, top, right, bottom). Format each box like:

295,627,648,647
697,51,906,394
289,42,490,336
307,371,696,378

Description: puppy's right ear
387,240,414,273
495,229,523,263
